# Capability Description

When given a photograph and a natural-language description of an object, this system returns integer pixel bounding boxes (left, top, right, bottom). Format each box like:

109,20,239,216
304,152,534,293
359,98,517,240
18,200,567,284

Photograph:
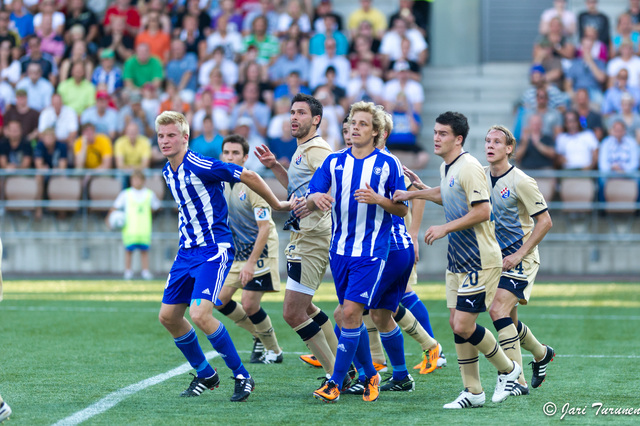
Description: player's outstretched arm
240,169,291,211
424,201,491,245
393,186,442,205
307,192,334,212
503,210,553,271
355,183,408,217
254,144,289,189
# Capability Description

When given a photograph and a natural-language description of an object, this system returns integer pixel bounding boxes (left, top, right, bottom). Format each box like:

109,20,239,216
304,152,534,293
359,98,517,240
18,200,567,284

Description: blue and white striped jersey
308,148,407,259
163,150,243,250
384,148,413,252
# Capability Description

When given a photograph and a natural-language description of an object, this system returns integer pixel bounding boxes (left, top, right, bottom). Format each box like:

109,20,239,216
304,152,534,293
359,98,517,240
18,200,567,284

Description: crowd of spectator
0,0,433,200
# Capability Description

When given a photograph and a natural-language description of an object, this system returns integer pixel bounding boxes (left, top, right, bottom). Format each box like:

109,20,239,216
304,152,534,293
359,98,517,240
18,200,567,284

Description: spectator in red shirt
104,0,141,37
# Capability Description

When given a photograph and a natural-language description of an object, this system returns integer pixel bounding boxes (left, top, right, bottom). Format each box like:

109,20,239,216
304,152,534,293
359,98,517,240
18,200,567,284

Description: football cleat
299,354,322,368
347,363,357,381
362,373,380,402
443,389,485,409
531,345,555,388
492,361,522,403
510,382,530,396
372,361,388,372
0,401,12,423
437,351,447,368
259,349,283,364
250,338,265,364
141,270,153,280
230,375,255,402
180,371,220,397
420,343,442,374
380,374,415,392
342,379,365,395
313,380,340,403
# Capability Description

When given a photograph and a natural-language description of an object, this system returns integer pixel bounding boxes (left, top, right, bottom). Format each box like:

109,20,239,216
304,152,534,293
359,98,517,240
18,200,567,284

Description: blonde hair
155,111,190,138
382,110,393,141
487,124,516,159
348,101,386,147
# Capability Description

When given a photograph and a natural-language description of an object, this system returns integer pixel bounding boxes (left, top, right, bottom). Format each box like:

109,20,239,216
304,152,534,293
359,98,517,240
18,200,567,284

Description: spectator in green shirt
57,60,96,116
123,42,164,90
241,15,280,66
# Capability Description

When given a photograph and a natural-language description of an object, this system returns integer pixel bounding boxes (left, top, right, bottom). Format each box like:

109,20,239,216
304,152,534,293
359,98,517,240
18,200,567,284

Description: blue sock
402,291,434,337
174,328,215,378
380,326,408,381
207,323,249,378
334,324,341,339
354,324,378,379
329,326,360,385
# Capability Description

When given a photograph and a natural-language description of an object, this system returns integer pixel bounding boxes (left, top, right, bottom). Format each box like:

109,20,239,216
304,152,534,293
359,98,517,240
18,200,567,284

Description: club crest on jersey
294,154,303,165
374,166,382,175
449,177,455,187
238,190,247,201
185,174,191,185
500,187,510,198
256,207,268,220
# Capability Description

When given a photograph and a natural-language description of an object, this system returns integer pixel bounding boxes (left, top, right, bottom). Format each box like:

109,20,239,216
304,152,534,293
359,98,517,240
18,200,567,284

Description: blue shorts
162,244,234,306
329,252,385,308
497,275,528,301
369,247,414,311
126,244,149,251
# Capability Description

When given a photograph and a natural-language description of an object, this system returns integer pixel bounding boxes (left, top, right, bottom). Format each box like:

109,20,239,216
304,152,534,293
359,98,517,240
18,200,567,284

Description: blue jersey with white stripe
384,148,413,252
308,147,407,259
163,150,243,249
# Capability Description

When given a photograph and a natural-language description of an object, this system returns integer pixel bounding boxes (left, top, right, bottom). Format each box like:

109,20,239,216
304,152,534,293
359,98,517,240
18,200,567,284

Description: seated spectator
317,65,348,111
564,36,606,104
98,15,134,64
159,83,192,122
533,16,575,63
243,0,279,37
233,115,266,174
601,68,640,117
521,65,570,111
206,13,243,61
606,39,640,89
385,37,421,82
539,0,576,36
607,92,640,141
574,88,604,140
165,39,198,104
176,13,207,58
141,83,162,127
201,67,237,115
36,15,65,63
383,60,424,113
348,19,380,55
349,34,383,78
103,0,141,38
59,40,94,83
34,127,68,218
309,37,350,90
276,0,311,39
123,43,164,90
229,81,271,140
269,39,310,86
191,89,230,137
189,114,224,159
175,0,212,38
346,59,384,106
611,12,639,57
212,0,243,34
64,0,100,49
0,119,32,169
38,93,78,146
114,121,151,171
81,91,119,140
282,21,310,57
598,118,639,201
0,40,21,85
389,0,429,40
135,11,171,64
309,14,348,56
576,25,608,62
73,122,113,169
266,97,296,167
16,62,54,112
235,60,272,106
4,89,39,141
9,0,35,40
516,113,557,170
347,0,387,39
386,92,429,169
199,45,239,88
273,70,311,102
57,60,96,116
522,88,564,141
578,0,610,46
628,0,640,33
556,110,599,170
241,15,280,66
380,16,428,67
531,38,564,89
0,79,15,111
139,1,172,35
315,85,344,150
19,37,57,86
312,0,343,34
117,91,154,138
0,9,21,49
91,49,123,95
33,0,64,34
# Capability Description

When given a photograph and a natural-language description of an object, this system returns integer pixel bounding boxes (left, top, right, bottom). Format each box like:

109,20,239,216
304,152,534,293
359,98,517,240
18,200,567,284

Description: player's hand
393,189,410,202
502,253,524,272
355,182,382,204
410,234,420,262
404,166,429,190
424,225,447,245
254,144,277,169
292,195,311,218
239,263,255,287
314,193,334,212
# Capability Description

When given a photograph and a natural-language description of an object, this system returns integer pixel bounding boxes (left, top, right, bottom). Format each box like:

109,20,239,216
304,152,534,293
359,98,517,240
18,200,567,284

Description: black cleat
380,374,415,392
342,379,365,395
180,372,220,397
531,345,555,388
250,338,265,363
510,382,530,396
230,375,255,402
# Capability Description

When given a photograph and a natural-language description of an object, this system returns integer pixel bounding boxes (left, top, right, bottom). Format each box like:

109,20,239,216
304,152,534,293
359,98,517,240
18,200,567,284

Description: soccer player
215,134,284,365
308,101,408,403
0,237,12,422
484,125,555,394
156,111,290,401
254,94,339,382
394,111,521,409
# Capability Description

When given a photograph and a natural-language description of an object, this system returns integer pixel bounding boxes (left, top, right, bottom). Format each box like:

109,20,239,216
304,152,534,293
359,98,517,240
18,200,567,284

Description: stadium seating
604,178,639,214
535,177,556,203
559,178,595,213
3,176,38,212
47,176,83,213
88,176,122,212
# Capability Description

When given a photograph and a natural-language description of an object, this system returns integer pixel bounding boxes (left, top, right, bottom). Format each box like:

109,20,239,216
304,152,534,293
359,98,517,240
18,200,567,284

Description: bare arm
407,185,426,262
503,210,552,271
239,218,270,286
307,191,334,212
424,201,491,245
254,144,289,189
394,186,442,205
355,182,408,217
240,169,291,211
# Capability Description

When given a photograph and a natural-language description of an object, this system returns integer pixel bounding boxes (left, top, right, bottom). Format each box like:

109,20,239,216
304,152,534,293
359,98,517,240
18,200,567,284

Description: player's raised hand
355,182,383,204
254,144,277,169
404,166,429,190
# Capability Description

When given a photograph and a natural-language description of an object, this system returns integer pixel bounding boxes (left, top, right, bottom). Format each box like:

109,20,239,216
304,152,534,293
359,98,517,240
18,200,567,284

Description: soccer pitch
1,280,639,424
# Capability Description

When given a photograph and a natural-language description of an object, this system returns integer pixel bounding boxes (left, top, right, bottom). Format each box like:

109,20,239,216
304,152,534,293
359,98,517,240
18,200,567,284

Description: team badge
500,187,510,198
239,190,247,201
256,208,268,220
294,154,303,165
185,174,191,185
449,177,455,187
374,166,382,175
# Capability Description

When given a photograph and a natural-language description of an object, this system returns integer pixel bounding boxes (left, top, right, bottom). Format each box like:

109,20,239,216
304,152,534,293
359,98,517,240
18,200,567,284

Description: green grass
1,280,639,425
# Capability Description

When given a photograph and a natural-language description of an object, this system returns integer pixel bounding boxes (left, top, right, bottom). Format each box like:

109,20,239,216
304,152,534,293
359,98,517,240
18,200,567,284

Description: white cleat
492,361,522,403
0,401,12,422
443,389,485,409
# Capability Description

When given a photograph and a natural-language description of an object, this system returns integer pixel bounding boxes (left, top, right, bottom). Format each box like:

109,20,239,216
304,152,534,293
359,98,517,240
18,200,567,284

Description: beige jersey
224,181,279,261
287,135,332,235
485,165,548,261
440,152,502,273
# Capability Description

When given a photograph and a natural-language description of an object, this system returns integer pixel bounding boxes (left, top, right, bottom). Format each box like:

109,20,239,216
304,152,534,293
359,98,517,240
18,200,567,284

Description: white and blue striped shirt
308,148,407,259
163,150,243,249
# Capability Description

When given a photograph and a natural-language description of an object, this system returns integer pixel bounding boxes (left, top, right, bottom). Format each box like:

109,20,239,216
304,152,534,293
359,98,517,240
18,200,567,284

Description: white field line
52,351,219,426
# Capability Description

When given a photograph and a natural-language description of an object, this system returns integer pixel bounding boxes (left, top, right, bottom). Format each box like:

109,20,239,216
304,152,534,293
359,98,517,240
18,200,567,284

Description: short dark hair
291,93,323,127
435,111,469,146
222,134,250,156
